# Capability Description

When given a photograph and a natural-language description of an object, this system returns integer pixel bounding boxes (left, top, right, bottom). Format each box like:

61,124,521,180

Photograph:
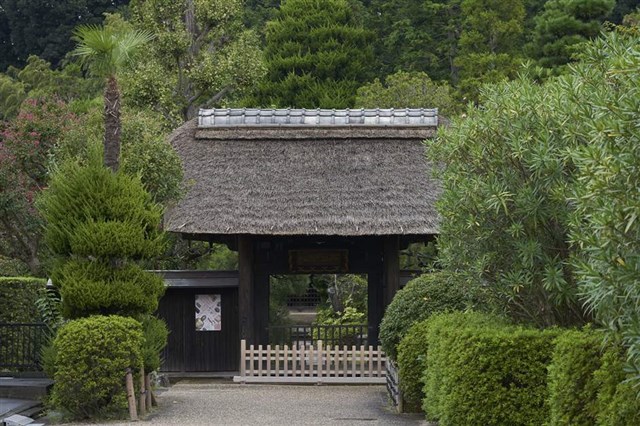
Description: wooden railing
268,324,368,347
234,339,386,384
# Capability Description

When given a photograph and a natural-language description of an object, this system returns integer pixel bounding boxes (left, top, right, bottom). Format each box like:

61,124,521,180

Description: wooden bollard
139,366,146,416
145,374,152,408
125,368,138,421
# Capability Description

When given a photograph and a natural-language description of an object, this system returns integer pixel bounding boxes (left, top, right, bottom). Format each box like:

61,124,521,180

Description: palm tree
72,25,154,172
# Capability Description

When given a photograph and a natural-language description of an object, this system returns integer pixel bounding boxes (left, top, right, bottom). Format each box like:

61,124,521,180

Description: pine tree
529,0,615,72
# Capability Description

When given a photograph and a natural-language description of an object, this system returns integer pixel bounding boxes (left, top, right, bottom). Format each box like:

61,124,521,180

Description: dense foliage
355,71,456,116
568,30,640,382
256,0,374,108
0,0,130,69
423,311,559,425
51,315,143,419
428,72,589,327
128,1,264,123
379,271,490,360
529,0,615,72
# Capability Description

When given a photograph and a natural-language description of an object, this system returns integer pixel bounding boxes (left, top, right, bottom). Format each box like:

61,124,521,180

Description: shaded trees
529,0,615,72
127,0,264,124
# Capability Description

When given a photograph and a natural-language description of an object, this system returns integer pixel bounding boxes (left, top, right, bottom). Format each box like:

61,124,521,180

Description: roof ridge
198,108,438,128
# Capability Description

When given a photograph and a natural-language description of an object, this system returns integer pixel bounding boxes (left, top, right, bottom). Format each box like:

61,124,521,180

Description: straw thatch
165,109,441,237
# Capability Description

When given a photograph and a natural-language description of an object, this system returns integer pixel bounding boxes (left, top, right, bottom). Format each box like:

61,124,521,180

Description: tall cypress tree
257,0,374,108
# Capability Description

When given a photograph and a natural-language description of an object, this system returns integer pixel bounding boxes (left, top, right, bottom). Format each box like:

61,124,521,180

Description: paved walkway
59,381,427,425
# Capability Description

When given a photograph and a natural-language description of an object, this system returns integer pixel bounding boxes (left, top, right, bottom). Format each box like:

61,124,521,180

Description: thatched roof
165,108,441,237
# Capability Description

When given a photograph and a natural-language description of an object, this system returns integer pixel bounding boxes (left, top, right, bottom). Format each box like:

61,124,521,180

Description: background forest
1,0,636,277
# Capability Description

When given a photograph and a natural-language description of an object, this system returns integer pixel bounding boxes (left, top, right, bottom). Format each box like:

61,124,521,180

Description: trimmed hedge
0,276,46,323
51,315,143,420
593,345,640,426
423,311,558,426
548,328,640,426
547,328,602,425
379,271,491,360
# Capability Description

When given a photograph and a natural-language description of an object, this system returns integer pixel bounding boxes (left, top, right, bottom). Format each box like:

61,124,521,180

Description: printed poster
195,294,222,331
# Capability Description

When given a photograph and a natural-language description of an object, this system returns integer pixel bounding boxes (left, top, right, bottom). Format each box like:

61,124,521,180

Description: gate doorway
268,273,368,347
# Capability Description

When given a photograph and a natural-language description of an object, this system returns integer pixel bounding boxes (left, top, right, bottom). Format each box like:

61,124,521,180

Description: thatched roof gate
165,108,440,348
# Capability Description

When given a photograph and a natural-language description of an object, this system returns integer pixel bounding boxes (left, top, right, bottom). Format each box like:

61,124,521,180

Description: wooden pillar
383,236,400,306
253,269,270,345
367,240,384,346
238,235,254,343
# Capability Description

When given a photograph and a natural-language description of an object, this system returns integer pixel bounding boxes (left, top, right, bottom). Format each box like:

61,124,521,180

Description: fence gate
233,339,386,384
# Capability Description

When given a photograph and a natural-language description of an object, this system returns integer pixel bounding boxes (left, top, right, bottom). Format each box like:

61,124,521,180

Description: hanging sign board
195,294,222,331
289,249,349,273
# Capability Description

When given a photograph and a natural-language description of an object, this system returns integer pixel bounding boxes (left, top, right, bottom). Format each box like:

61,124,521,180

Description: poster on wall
195,294,222,331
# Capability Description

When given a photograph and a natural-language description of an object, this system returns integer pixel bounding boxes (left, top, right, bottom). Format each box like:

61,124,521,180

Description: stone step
0,378,53,400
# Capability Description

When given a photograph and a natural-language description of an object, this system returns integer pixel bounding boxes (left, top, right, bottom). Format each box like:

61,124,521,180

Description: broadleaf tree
127,0,265,125
569,29,640,383
427,70,589,327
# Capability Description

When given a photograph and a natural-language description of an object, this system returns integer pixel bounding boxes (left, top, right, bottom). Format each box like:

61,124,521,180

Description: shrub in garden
51,315,143,420
396,319,431,412
379,271,490,360
423,311,557,426
38,145,165,318
592,344,640,426
141,315,169,372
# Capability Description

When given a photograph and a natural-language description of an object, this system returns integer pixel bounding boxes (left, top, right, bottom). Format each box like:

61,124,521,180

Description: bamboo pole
125,368,138,421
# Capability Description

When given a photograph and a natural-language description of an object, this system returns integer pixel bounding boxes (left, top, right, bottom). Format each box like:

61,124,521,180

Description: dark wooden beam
238,235,254,343
383,236,400,306
367,267,384,346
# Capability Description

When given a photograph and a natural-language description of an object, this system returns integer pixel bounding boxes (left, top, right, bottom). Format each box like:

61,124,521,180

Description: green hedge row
422,312,558,426
548,328,640,426
0,276,47,323
394,311,640,425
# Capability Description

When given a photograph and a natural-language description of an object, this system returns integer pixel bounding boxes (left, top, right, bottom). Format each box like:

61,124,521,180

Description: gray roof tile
198,108,438,128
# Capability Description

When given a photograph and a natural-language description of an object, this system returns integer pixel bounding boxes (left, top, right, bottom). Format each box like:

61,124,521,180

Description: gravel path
57,381,427,425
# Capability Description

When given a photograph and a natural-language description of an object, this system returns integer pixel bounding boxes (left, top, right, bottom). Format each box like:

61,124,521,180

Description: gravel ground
55,381,428,425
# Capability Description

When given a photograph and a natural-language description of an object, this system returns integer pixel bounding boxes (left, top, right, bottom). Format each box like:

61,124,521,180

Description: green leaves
72,24,155,79
256,0,374,108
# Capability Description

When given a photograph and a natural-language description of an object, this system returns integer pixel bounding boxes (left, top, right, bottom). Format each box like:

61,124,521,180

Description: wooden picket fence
233,339,386,384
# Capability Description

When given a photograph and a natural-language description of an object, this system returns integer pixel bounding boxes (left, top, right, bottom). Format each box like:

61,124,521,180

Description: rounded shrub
379,271,491,360
51,315,143,420
396,318,431,412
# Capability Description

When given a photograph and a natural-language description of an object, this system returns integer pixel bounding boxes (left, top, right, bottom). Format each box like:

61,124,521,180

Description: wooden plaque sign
289,249,349,273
